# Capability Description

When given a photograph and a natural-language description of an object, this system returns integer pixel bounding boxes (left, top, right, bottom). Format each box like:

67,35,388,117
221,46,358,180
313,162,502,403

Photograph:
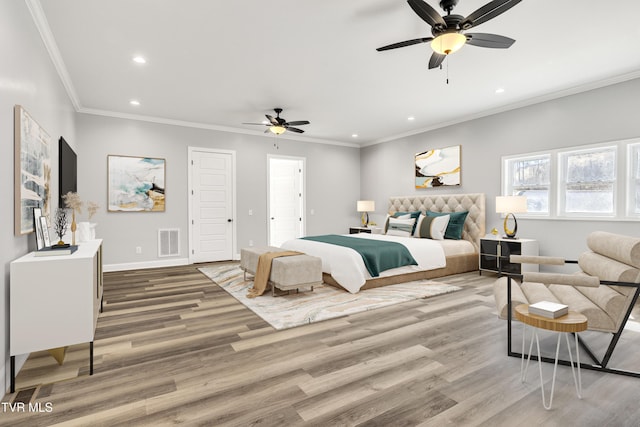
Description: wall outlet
249,209,253,216
136,246,142,254
249,240,254,247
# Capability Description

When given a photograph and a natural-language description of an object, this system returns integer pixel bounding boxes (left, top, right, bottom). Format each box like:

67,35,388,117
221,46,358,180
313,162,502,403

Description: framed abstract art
108,155,166,212
415,145,461,188
14,105,51,235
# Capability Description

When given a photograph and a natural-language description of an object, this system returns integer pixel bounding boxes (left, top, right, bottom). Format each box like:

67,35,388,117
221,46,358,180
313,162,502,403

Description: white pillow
385,217,416,237
384,213,410,233
414,214,450,240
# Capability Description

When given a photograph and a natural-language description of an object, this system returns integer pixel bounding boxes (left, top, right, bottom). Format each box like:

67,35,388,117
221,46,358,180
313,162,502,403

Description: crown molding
78,107,361,148
26,0,82,111
362,70,640,147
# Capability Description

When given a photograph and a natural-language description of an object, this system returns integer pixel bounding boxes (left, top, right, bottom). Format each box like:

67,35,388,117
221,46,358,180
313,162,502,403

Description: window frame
502,153,551,217
557,144,617,218
628,142,640,218
502,138,640,221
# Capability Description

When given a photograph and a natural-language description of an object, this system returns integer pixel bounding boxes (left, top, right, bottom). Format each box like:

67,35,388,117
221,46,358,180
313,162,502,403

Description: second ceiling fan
377,0,521,69
244,108,310,135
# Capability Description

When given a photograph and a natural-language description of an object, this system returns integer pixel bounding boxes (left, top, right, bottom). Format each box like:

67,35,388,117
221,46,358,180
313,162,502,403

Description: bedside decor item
357,200,375,226
496,195,527,238
108,155,165,212
415,145,461,188
14,105,51,235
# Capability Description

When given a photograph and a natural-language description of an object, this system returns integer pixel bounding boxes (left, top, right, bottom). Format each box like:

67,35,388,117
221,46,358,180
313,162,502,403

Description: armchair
493,231,640,377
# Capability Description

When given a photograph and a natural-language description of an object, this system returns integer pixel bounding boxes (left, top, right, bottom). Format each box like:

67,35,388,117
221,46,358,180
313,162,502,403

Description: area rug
198,264,462,330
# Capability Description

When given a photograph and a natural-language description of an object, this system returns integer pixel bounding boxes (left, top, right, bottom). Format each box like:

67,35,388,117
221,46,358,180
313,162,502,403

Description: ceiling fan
243,108,310,135
377,0,521,69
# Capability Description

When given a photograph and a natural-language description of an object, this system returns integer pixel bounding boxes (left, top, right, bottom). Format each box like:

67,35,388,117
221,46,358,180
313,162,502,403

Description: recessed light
130,100,140,106
351,134,359,138
132,56,146,64
495,88,505,94
407,116,415,121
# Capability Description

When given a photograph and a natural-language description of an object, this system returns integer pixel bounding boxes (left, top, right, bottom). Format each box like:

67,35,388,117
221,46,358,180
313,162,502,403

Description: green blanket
301,234,417,277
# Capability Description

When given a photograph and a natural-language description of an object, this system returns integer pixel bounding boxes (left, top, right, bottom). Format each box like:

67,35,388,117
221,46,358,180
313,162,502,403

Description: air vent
158,228,180,257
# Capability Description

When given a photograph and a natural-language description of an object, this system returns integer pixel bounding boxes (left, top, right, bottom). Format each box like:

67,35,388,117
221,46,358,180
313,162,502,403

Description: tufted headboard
388,193,486,252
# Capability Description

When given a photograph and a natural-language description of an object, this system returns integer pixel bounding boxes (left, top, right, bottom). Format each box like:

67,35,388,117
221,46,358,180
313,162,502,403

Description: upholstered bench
240,246,322,296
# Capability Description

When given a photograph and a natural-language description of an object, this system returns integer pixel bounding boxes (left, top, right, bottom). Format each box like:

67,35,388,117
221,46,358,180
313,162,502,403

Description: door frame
267,154,306,246
187,146,237,263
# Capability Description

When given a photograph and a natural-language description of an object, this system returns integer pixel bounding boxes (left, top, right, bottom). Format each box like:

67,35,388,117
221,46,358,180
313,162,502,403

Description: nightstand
479,236,538,275
349,227,372,234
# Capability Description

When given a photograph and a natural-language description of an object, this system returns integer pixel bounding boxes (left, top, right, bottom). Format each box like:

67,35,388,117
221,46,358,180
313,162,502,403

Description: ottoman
240,246,322,296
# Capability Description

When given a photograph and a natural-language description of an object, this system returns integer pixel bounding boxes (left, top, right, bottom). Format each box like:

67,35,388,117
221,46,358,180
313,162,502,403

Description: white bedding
280,233,446,293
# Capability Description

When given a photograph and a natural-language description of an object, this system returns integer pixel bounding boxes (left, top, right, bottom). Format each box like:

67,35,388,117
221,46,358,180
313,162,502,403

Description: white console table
9,239,103,392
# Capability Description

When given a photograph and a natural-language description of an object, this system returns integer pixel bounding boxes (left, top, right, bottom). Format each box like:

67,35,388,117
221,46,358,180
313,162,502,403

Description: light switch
249,209,253,216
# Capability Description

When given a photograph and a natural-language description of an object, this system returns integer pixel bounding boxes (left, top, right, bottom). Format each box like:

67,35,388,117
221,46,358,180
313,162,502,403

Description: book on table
529,301,569,318
34,245,79,257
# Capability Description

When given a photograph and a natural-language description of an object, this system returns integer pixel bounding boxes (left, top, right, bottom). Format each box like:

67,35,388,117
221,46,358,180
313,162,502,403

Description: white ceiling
34,0,640,147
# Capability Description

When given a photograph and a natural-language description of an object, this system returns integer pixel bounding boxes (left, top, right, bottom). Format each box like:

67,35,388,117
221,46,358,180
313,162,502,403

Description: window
630,143,640,216
504,155,550,214
502,138,639,220
560,146,616,215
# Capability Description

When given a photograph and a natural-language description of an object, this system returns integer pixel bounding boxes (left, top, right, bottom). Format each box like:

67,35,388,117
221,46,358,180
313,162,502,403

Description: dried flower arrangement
62,192,100,244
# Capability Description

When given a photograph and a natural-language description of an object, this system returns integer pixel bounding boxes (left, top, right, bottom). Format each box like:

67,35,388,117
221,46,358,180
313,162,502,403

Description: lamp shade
269,125,286,135
495,196,527,214
357,200,375,212
431,32,467,55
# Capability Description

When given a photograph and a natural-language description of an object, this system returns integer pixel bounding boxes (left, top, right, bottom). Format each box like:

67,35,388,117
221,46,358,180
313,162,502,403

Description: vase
77,222,97,242
71,210,77,245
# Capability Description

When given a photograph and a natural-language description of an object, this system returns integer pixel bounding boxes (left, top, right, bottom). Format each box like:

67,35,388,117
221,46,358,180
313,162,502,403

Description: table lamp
495,196,527,239
357,200,375,227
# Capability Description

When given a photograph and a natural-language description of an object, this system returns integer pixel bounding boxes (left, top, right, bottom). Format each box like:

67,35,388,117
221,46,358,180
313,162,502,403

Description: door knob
227,219,233,222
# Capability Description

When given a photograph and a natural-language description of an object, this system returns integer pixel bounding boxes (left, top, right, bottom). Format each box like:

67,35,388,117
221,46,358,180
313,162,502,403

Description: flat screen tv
58,136,77,208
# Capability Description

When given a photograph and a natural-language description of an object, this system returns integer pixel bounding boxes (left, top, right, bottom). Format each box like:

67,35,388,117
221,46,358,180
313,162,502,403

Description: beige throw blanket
246,251,302,298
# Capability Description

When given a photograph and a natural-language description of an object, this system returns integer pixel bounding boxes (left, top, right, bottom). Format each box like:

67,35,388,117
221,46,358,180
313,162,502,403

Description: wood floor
3,263,640,426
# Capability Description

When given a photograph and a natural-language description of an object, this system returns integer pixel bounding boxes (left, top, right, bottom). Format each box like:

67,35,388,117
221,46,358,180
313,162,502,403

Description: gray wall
1,1,77,394
76,114,361,269
361,77,640,260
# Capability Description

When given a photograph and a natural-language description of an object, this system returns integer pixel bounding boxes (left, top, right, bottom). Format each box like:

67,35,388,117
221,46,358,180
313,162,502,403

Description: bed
282,193,486,293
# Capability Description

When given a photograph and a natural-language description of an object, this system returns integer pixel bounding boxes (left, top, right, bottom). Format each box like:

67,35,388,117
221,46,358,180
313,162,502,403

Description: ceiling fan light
269,125,286,135
431,33,466,55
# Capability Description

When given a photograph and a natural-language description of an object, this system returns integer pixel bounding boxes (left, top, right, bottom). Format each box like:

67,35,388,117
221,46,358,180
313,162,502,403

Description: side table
349,227,372,234
515,304,587,410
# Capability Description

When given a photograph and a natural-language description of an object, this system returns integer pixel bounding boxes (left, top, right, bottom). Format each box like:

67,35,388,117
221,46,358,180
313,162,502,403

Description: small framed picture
40,216,51,247
33,208,44,250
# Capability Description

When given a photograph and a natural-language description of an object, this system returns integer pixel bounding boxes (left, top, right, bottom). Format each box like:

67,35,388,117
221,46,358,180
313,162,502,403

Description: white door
189,149,235,263
269,157,304,247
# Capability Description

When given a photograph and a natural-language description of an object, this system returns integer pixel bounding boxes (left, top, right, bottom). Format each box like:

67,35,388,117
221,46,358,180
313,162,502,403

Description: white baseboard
104,258,190,272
